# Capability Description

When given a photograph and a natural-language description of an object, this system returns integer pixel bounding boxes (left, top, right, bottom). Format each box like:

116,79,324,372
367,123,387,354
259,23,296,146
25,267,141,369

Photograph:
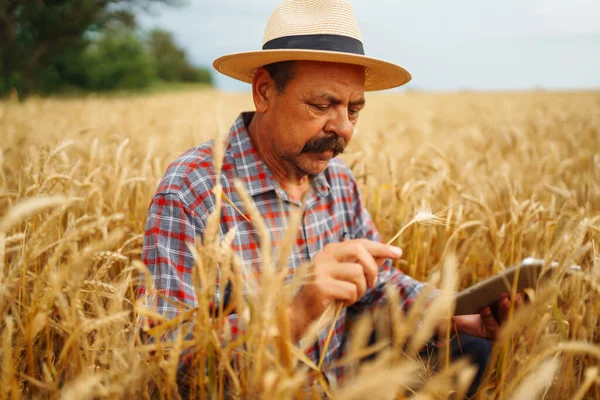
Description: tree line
0,0,212,98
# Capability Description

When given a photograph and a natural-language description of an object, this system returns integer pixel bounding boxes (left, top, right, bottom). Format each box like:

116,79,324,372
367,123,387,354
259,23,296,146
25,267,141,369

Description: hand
453,293,524,341
289,239,403,341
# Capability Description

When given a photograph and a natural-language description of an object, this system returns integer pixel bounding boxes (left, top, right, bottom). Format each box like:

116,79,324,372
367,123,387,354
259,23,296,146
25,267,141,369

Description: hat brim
213,49,411,91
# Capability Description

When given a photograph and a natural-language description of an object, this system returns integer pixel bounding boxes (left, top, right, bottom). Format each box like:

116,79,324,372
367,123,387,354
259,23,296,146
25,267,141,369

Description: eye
310,103,329,112
348,108,360,119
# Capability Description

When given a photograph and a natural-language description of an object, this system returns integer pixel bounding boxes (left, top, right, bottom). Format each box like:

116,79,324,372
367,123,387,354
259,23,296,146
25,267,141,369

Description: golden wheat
0,89,599,399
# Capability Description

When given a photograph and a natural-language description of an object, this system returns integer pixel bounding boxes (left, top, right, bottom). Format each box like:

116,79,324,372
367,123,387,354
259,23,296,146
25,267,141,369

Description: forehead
290,61,366,95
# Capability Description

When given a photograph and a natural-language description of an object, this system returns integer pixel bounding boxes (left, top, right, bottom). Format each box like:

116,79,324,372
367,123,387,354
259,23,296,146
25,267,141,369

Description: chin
298,160,330,176
294,152,336,175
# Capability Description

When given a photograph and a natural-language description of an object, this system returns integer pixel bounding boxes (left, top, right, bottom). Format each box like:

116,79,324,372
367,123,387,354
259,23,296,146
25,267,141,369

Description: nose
323,107,354,143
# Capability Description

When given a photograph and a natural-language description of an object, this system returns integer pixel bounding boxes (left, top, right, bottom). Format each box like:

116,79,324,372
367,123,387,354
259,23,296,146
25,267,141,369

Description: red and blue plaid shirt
140,112,426,383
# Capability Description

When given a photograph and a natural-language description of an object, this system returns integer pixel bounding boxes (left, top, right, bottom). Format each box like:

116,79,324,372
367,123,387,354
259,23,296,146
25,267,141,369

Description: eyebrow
317,93,366,107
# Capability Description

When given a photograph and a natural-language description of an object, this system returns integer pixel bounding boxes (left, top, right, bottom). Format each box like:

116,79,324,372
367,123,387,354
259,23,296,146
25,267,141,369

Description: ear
252,68,273,113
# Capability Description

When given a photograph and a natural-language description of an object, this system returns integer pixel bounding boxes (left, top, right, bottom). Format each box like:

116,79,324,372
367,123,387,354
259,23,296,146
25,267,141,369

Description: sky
138,0,600,92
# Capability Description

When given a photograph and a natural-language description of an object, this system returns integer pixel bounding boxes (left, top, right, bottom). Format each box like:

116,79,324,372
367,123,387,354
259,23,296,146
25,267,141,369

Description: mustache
301,135,347,155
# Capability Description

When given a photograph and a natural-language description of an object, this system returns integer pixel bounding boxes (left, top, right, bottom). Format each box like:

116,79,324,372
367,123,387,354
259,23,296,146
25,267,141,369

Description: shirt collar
227,112,331,199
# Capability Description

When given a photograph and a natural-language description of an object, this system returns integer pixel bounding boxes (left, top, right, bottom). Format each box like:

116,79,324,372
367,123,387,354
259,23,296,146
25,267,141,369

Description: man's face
262,61,366,176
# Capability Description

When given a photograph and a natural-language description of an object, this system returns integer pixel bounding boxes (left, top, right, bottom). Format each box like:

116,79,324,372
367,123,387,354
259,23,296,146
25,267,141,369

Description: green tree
83,25,157,91
0,0,181,97
148,27,212,84
147,28,185,81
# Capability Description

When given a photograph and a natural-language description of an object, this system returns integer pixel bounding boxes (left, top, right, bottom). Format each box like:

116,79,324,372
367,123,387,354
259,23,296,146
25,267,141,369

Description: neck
247,113,310,200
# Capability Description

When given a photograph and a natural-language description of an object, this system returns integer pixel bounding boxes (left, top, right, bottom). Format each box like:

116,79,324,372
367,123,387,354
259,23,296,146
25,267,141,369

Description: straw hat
213,0,411,91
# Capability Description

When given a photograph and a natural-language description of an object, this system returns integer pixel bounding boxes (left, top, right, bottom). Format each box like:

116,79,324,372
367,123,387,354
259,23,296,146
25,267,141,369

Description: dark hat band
262,34,365,55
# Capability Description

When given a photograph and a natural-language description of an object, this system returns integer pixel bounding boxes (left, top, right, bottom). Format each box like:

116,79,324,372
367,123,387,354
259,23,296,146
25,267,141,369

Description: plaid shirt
140,112,426,383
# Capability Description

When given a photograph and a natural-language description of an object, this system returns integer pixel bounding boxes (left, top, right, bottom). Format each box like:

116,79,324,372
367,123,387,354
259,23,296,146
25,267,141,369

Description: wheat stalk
1,317,14,400
387,209,445,245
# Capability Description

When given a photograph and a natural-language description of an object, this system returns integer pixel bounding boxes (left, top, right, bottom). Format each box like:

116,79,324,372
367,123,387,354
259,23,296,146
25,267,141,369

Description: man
140,0,516,397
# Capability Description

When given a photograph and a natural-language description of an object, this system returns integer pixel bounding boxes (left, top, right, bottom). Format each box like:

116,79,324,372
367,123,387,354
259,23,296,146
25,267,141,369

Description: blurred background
1,0,599,98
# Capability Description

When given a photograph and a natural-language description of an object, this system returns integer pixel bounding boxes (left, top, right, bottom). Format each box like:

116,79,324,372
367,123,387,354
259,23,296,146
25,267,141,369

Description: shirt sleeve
347,178,430,314
139,192,241,342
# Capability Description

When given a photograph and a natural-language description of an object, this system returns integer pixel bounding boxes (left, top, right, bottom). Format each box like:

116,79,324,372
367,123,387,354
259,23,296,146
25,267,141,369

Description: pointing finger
356,239,403,259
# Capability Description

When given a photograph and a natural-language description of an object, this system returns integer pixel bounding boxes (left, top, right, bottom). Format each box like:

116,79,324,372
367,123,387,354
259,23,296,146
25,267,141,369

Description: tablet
454,257,580,316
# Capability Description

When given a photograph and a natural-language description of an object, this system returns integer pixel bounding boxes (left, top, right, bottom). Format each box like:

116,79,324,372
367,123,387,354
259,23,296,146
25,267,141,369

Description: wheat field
1,90,599,399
